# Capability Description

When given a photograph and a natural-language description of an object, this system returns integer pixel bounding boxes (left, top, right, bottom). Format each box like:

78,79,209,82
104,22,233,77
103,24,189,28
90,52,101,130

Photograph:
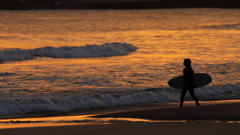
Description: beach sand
1,103,240,135
94,103,240,121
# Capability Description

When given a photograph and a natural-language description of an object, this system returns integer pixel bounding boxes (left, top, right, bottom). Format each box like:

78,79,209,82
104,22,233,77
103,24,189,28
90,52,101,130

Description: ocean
0,8,240,119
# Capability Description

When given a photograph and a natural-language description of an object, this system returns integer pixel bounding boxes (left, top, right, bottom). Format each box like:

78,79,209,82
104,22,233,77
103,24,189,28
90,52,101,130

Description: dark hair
184,59,191,66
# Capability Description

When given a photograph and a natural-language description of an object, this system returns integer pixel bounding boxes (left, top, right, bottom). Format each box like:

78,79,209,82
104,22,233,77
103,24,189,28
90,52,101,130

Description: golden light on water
0,9,239,130
2,29,239,65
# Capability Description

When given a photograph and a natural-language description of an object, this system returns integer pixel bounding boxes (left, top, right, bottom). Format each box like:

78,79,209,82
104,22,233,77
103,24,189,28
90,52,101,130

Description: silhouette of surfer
180,59,200,107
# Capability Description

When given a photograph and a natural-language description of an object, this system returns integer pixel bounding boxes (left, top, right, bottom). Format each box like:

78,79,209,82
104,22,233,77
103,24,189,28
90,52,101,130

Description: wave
0,43,137,61
201,22,240,30
0,83,239,116
0,72,14,76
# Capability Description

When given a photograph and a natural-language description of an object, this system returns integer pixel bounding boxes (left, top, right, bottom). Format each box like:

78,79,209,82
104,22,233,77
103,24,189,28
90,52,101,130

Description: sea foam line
0,84,240,116
0,43,137,61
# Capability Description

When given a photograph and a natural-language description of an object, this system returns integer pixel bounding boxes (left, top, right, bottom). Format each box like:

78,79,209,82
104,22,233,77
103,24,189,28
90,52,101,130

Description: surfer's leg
189,88,200,106
180,88,188,107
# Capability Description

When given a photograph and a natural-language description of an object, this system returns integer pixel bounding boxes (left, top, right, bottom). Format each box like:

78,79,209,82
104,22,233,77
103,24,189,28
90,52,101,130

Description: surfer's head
184,59,191,66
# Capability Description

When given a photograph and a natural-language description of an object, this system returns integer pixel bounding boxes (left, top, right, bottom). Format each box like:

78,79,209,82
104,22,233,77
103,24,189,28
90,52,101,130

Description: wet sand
1,103,240,135
2,123,240,135
93,103,240,121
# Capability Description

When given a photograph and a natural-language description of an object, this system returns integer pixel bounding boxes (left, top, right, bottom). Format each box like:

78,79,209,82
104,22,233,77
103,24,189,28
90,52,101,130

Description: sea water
0,9,240,118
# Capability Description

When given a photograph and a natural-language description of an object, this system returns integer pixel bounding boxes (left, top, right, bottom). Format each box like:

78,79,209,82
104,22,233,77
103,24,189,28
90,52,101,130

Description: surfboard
168,73,212,89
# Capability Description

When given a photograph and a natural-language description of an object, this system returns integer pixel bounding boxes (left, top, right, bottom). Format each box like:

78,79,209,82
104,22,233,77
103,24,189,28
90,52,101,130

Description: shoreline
1,99,240,120
94,102,240,121
1,101,240,135
0,99,240,130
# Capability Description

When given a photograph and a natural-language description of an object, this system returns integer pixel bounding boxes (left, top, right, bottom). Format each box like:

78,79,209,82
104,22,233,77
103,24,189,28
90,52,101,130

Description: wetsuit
180,66,199,107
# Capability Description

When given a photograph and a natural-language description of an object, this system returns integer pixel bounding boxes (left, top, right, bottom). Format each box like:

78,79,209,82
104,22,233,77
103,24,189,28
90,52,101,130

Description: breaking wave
0,43,137,61
0,83,239,116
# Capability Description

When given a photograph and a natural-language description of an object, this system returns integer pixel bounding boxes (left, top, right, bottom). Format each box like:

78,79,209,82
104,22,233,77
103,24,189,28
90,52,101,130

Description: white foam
0,83,239,116
0,43,137,61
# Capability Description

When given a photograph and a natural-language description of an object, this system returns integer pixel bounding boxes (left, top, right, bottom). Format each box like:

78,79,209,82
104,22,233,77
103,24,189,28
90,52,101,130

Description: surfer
180,59,200,107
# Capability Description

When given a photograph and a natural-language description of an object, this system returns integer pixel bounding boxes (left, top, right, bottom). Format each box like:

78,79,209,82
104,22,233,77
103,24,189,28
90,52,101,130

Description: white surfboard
168,73,212,89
